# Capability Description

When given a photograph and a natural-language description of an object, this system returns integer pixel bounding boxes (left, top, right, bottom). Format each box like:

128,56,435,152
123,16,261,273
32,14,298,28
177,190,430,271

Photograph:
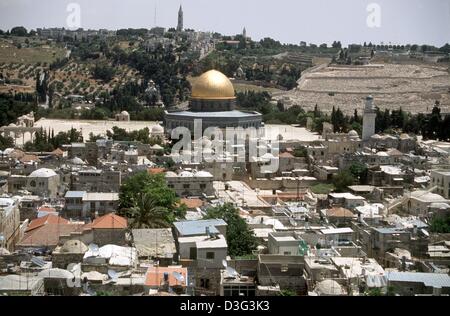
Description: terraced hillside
274,63,450,115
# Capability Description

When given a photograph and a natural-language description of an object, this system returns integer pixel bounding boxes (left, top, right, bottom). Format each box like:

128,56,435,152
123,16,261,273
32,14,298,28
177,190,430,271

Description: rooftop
320,227,354,235
386,272,450,288
145,266,187,287
132,228,176,258
173,219,226,237
87,213,127,229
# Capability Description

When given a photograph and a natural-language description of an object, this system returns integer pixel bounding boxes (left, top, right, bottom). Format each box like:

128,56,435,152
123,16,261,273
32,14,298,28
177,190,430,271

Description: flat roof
274,236,297,242
386,272,450,288
320,227,354,235
173,219,226,236
166,110,261,118
65,191,86,198
84,192,119,201
373,227,408,234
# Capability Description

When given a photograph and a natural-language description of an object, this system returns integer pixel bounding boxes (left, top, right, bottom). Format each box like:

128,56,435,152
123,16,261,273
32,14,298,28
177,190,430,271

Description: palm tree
120,192,171,229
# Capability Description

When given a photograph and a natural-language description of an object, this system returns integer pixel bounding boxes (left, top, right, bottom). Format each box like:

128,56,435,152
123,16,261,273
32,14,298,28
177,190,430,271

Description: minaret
362,95,376,141
177,5,183,32
242,27,247,40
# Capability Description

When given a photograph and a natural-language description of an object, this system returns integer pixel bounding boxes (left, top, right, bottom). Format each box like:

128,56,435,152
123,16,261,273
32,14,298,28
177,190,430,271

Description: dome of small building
8,123,16,127
315,279,346,296
165,171,177,178
121,111,129,116
195,171,213,178
348,130,359,138
152,124,164,134
60,239,88,254
71,157,86,165
191,70,235,100
29,168,57,178
151,144,164,150
179,171,194,177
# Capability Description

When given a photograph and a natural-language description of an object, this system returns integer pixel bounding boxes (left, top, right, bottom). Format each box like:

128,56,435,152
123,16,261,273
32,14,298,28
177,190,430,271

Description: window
189,247,197,260
283,251,291,255
29,180,36,187
206,252,215,260
200,184,207,190
200,278,210,289
183,184,190,189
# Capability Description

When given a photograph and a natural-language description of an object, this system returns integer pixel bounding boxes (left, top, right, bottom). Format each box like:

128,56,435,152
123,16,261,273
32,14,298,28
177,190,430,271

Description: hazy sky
0,0,449,46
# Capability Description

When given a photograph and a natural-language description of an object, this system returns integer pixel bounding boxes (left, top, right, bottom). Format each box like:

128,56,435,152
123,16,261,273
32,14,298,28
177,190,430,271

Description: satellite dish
222,260,228,268
88,243,99,252
173,271,185,283
226,266,239,278
108,269,118,281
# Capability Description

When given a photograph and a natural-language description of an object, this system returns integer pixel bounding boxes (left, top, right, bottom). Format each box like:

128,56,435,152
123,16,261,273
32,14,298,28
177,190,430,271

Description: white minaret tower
177,5,183,32
243,27,247,40
362,95,376,141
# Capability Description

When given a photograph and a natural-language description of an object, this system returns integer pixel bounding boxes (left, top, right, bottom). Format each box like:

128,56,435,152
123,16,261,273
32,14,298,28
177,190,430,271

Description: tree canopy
203,203,257,257
118,172,186,228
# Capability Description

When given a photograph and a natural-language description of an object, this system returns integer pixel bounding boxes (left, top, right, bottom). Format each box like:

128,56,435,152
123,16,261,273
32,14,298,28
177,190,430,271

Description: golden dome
191,70,235,100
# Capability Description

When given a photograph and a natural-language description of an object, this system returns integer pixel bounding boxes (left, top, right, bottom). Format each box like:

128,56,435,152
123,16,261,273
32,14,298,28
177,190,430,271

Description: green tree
10,26,28,36
429,215,450,233
349,162,368,184
118,172,186,225
332,170,355,192
121,192,174,228
204,203,257,257
0,134,14,150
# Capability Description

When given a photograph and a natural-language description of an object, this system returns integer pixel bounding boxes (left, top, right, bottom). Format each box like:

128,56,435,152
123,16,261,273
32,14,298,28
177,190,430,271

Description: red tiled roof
20,154,41,163
145,266,187,287
148,168,165,175
279,152,294,158
90,213,128,229
25,215,69,232
18,223,85,248
178,198,204,209
38,206,57,212
327,207,356,218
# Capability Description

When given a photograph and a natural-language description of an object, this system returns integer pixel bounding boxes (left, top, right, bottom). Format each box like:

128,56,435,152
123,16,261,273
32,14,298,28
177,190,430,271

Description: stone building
115,111,130,122
0,197,21,251
52,239,88,269
430,169,450,199
71,169,121,192
362,96,376,141
165,169,214,197
27,168,60,198
64,191,119,218
85,213,128,246
257,255,307,295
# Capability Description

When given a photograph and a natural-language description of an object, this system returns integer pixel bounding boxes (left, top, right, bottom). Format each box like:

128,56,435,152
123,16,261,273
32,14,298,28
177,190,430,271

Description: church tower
362,95,376,141
177,5,183,32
